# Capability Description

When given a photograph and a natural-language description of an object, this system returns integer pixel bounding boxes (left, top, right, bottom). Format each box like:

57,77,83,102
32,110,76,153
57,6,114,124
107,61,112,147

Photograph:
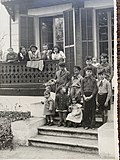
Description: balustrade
0,60,59,86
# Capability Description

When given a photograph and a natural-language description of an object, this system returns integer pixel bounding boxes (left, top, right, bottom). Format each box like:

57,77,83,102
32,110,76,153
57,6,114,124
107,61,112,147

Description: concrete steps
28,126,98,154
38,126,98,140
28,134,98,154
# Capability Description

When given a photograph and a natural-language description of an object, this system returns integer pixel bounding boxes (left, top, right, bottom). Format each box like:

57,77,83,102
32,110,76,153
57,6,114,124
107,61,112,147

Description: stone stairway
28,125,99,154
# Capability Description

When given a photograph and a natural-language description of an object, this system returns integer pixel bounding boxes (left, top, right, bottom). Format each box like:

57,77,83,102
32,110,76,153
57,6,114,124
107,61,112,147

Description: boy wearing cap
96,69,112,124
83,56,97,78
54,62,71,93
70,66,83,102
81,66,98,130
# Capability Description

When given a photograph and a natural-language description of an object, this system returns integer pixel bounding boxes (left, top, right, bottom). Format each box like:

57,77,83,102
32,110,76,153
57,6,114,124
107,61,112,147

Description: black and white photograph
0,0,118,159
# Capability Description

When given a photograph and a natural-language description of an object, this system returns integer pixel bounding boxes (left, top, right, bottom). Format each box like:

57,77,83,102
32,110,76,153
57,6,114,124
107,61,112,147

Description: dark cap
86,66,92,71
85,56,92,61
59,62,66,67
74,65,81,71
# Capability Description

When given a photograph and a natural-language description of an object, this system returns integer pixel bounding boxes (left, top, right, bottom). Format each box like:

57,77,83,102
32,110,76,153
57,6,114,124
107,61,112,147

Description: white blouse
51,51,65,61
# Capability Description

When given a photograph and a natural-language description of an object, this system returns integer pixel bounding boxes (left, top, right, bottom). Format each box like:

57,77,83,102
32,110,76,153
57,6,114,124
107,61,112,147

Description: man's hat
74,65,81,71
58,62,66,67
86,66,92,71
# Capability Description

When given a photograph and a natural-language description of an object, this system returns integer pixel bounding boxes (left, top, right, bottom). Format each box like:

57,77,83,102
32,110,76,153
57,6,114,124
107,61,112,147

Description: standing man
54,62,71,93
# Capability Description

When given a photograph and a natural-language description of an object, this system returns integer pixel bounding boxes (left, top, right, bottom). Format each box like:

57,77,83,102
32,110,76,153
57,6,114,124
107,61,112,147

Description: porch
0,60,59,96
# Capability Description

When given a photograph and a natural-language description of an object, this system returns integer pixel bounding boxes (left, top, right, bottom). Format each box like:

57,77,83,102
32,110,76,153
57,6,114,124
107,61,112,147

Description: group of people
5,44,65,63
43,54,113,130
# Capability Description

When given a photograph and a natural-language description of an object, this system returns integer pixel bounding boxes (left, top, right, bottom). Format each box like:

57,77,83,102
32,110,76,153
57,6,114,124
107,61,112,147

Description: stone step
28,135,98,154
38,126,98,140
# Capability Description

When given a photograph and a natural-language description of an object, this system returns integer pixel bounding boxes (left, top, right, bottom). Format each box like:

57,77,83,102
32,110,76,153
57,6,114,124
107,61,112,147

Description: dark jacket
18,52,29,62
81,76,98,97
55,69,71,90
55,93,70,111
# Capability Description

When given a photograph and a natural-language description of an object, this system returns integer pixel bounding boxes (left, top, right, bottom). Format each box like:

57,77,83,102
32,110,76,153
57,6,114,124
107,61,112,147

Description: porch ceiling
1,0,87,21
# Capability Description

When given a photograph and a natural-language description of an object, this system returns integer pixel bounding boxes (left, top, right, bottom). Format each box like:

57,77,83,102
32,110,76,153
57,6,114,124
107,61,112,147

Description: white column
11,6,19,52
34,17,40,52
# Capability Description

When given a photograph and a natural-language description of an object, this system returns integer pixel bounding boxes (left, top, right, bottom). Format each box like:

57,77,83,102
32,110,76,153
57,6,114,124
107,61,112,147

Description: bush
0,111,31,150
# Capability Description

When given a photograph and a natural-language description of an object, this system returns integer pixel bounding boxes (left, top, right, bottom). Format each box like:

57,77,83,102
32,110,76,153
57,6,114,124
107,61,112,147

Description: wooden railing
0,60,59,86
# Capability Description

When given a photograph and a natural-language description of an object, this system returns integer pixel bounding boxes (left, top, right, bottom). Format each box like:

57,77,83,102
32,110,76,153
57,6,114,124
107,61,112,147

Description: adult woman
18,46,29,62
28,45,41,61
51,45,65,62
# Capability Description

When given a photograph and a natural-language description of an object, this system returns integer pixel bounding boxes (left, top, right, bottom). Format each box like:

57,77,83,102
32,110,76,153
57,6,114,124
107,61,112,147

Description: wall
11,5,19,53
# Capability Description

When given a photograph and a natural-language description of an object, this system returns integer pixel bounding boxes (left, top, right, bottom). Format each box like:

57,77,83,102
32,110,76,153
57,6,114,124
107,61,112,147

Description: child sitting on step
66,98,83,128
43,90,55,126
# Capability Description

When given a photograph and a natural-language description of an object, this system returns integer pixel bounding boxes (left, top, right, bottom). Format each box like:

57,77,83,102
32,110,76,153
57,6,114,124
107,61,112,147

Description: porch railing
0,60,59,86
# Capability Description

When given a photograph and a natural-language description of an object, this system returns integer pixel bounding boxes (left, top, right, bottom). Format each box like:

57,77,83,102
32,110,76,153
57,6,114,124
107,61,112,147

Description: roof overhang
1,0,87,21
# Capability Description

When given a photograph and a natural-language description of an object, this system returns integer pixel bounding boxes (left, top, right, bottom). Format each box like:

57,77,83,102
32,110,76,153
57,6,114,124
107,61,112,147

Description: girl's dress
66,103,83,123
28,50,41,60
43,97,55,116
51,51,65,61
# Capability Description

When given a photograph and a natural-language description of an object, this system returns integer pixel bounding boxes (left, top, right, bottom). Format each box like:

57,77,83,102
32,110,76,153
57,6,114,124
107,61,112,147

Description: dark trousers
58,112,67,124
83,92,96,128
98,93,109,123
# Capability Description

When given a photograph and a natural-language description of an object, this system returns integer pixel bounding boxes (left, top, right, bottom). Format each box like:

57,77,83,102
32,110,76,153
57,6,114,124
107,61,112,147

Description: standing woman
51,45,65,62
18,46,29,62
28,45,41,61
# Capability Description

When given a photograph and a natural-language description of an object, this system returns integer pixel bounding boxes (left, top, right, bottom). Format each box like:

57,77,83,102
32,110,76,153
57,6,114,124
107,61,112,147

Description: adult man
54,62,71,93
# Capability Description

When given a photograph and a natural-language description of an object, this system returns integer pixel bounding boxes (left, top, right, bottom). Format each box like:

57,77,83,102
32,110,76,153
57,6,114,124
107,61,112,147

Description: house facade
1,0,114,73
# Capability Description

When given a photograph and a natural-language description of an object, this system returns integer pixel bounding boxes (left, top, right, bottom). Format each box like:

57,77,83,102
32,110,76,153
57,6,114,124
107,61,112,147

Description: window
20,16,35,49
81,8,94,66
40,17,53,50
54,17,64,50
96,8,114,68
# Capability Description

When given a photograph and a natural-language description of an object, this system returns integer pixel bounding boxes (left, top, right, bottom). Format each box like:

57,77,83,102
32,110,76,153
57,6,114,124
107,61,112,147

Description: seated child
96,69,112,124
66,98,83,128
70,66,83,103
55,86,70,127
43,90,55,126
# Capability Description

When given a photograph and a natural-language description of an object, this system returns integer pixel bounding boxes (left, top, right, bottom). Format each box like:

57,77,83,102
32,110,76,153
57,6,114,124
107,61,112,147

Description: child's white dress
66,103,83,123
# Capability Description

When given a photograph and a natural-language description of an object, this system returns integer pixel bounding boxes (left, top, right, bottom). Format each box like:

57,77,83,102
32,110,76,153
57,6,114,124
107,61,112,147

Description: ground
0,146,113,159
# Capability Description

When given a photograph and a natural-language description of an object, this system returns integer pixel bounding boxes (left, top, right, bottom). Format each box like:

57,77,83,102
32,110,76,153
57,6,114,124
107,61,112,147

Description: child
96,69,112,124
66,98,83,128
81,66,98,130
97,53,113,82
43,90,55,126
92,57,100,68
70,66,83,103
83,56,97,78
55,86,70,127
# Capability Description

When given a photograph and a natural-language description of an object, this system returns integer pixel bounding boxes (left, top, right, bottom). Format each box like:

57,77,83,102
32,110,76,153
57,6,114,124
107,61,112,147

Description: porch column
34,17,40,52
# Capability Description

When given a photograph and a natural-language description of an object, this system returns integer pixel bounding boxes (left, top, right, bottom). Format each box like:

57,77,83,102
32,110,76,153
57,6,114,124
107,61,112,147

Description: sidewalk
0,146,105,159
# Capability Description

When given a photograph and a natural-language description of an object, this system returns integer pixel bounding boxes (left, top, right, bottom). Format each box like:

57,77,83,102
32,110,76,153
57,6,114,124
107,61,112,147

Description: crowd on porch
0,43,113,130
